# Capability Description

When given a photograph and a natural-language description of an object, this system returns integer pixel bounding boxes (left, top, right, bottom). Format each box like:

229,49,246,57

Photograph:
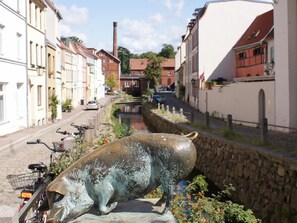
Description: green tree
139,51,157,59
106,73,118,90
158,44,175,58
118,46,131,74
143,55,164,89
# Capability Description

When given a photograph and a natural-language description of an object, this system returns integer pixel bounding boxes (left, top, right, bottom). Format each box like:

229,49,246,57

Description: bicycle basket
53,141,64,151
6,172,39,190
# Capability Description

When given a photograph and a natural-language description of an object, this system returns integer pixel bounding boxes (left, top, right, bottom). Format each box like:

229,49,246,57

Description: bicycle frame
16,139,67,222
12,125,92,222
18,175,52,222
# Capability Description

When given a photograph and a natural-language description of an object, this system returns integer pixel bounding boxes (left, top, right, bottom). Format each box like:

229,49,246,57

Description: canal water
118,102,151,135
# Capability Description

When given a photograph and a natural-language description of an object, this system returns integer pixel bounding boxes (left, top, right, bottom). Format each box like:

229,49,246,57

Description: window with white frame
35,6,38,28
30,41,33,65
270,46,274,63
36,44,38,66
134,81,139,87
40,9,42,30
37,85,42,106
40,46,43,67
124,82,130,88
17,0,20,12
0,83,6,122
17,83,24,119
0,24,4,55
48,53,51,76
53,56,55,77
29,1,32,24
17,33,22,60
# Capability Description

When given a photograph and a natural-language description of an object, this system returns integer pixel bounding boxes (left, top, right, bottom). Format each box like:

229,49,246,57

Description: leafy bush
50,95,59,120
50,141,89,176
146,175,261,223
111,105,133,138
62,99,72,112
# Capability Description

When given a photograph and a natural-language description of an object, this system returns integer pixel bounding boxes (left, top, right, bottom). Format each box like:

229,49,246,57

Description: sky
51,0,273,55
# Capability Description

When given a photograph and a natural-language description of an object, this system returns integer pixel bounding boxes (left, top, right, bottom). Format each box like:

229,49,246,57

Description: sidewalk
0,96,112,152
166,93,297,158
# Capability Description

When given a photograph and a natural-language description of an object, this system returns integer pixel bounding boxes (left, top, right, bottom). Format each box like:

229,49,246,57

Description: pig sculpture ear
47,177,68,197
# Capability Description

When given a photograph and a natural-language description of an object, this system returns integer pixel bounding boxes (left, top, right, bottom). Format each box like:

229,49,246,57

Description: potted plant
50,95,58,121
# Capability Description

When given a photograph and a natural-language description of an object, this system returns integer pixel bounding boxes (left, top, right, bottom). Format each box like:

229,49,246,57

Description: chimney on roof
113,22,118,58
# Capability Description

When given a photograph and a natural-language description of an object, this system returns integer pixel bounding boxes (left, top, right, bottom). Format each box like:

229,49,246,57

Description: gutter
25,0,29,128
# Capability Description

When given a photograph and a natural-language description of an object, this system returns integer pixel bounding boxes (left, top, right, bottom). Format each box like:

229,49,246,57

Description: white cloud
120,18,161,53
121,18,155,39
163,0,173,10
55,3,88,42
162,0,184,16
57,4,88,25
119,16,185,54
149,13,165,24
174,0,184,16
60,23,87,43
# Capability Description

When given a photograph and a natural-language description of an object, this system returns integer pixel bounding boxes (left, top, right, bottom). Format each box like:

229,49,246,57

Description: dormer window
253,47,263,56
239,52,246,60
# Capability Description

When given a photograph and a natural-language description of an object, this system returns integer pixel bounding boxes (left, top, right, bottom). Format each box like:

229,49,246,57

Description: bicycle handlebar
56,128,70,135
71,122,94,130
26,139,41,144
26,139,66,153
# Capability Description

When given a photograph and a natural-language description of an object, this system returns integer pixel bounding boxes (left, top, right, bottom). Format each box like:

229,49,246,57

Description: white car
86,100,99,110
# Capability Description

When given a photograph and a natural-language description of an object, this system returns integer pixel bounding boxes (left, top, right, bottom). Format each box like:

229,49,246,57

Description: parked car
152,95,166,104
86,100,99,110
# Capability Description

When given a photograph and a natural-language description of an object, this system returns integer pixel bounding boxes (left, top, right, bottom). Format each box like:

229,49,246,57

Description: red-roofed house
233,10,274,80
129,58,175,87
96,49,120,91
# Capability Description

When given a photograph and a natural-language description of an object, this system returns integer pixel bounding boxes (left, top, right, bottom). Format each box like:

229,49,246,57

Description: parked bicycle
6,139,67,223
70,122,94,142
55,122,94,144
7,123,94,222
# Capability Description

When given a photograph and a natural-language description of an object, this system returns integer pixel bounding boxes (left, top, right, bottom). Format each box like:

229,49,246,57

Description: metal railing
154,102,297,148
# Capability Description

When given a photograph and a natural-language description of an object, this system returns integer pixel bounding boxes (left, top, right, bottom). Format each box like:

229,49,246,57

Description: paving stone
69,199,176,223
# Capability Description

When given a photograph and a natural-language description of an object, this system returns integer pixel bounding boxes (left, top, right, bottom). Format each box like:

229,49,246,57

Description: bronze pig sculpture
47,132,197,222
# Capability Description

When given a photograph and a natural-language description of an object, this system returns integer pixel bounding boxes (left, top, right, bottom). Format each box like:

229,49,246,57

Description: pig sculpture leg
97,181,118,214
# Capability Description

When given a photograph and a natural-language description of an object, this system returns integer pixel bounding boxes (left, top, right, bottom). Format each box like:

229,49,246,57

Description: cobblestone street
0,97,113,219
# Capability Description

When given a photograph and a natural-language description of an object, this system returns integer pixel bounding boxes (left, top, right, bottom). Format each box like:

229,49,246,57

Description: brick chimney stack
113,22,118,58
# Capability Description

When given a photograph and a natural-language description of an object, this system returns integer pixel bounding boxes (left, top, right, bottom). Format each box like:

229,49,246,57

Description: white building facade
274,0,297,131
27,0,47,127
0,0,27,136
198,1,273,83
44,0,62,120
175,32,187,99
95,57,105,100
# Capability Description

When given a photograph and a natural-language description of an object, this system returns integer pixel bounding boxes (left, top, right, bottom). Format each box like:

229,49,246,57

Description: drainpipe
45,39,48,124
25,0,29,128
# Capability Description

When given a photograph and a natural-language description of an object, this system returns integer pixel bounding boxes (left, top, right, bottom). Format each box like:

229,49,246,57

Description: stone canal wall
143,107,297,223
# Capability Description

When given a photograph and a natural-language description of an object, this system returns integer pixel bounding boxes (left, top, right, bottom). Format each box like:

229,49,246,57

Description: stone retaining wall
143,107,297,223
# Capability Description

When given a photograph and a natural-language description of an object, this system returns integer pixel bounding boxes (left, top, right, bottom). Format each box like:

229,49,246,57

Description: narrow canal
118,102,151,135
